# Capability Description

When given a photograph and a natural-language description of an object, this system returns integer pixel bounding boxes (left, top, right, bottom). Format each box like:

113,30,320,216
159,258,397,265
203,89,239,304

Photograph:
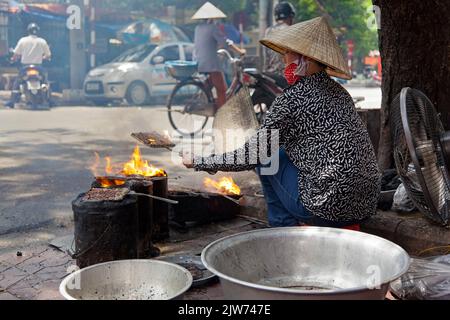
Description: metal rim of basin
201,227,411,296
59,259,193,300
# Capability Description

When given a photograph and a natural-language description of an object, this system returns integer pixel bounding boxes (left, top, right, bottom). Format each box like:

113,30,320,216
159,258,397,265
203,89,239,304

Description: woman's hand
181,150,217,175
182,150,194,169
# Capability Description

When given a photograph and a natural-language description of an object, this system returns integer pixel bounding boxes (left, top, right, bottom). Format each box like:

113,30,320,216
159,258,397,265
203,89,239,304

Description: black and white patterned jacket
194,71,381,222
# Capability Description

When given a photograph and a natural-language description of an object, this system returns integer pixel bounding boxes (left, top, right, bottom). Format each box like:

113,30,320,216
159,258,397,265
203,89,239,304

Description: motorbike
19,65,51,110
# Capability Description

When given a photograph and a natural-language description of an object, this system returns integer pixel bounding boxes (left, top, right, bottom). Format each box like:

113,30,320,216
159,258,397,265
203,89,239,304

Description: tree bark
373,0,450,171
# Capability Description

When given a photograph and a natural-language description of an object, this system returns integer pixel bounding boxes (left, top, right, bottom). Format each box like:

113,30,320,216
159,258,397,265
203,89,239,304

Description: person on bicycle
192,2,246,109
183,17,380,230
5,23,51,108
263,2,296,88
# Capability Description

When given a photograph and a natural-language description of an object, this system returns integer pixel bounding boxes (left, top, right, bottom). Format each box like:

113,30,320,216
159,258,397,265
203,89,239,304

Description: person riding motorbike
5,23,51,108
192,2,246,111
263,2,296,88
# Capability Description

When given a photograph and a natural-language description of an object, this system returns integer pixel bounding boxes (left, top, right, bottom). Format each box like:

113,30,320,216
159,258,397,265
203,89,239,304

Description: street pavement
345,86,382,110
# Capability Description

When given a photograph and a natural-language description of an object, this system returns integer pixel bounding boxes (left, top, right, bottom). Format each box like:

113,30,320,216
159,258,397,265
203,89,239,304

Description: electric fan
391,87,450,226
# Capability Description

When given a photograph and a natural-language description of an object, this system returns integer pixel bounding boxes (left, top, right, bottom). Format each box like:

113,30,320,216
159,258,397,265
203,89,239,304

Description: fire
204,177,241,196
122,146,166,177
97,177,126,188
105,157,113,175
90,145,166,186
89,152,101,177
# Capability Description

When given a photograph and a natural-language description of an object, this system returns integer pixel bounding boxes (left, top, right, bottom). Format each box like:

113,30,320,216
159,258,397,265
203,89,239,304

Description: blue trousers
256,149,361,228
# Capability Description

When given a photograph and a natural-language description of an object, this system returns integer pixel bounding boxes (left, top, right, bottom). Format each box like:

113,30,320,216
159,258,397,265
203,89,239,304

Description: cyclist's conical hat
260,16,352,80
192,2,227,20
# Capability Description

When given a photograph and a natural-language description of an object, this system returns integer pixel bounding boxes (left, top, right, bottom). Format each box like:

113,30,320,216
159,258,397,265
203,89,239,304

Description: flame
97,177,126,188
204,177,241,196
89,152,101,177
105,157,113,175
90,146,166,185
121,145,166,177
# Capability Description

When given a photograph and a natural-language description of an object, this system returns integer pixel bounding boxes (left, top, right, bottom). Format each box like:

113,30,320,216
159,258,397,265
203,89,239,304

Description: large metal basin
202,227,410,300
60,260,192,300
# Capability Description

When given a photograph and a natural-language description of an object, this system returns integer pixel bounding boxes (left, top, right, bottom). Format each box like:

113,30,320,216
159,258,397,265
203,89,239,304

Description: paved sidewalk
0,218,264,300
0,247,72,300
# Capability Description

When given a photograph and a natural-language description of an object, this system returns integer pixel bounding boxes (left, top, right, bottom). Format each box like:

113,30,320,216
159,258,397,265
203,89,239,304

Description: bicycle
165,49,274,136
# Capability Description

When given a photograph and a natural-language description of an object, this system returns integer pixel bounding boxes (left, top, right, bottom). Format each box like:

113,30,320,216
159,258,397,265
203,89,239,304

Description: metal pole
259,0,269,41
69,0,87,89
88,0,96,68
259,0,270,69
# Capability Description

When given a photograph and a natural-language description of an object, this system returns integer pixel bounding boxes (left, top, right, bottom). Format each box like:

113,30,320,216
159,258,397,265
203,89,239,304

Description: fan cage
391,88,449,225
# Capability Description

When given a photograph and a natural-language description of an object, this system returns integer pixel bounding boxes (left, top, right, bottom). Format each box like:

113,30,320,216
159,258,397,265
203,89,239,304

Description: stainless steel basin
202,227,410,300
60,259,192,300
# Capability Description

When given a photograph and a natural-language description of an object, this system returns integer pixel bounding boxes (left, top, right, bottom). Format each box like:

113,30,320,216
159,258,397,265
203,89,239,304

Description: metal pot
202,227,410,300
60,259,192,300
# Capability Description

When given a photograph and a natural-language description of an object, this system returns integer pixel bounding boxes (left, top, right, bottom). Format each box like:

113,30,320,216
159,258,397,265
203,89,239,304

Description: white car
84,42,194,105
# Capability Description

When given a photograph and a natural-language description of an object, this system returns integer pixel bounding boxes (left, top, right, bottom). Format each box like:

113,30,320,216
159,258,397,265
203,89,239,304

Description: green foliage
294,0,378,59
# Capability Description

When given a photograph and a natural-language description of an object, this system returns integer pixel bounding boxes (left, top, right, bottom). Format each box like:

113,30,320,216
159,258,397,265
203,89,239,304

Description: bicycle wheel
167,81,212,136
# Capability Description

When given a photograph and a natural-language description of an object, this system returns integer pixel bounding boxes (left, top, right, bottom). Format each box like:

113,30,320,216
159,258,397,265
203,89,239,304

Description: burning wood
203,177,241,196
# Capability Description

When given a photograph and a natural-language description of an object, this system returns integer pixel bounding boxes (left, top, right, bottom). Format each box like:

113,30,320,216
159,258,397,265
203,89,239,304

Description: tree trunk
373,0,450,171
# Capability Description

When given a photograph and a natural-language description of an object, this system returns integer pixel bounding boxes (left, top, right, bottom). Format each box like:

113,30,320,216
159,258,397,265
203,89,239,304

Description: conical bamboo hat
192,2,227,20
260,17,352,80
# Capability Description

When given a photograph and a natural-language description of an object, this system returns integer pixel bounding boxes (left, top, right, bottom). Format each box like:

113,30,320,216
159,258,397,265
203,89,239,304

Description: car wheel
126,81,149,106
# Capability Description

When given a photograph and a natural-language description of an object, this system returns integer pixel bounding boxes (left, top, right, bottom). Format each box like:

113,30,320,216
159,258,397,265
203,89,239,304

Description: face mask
284,62,301,85
284,55,309,85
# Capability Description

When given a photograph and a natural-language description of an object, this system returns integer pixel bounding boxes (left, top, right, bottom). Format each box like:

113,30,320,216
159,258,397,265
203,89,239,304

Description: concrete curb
362,211,450,256
240,196,450,256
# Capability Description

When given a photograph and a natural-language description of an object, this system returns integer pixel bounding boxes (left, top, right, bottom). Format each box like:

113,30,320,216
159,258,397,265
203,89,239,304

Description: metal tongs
129,191,179,205
93,178,178,205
